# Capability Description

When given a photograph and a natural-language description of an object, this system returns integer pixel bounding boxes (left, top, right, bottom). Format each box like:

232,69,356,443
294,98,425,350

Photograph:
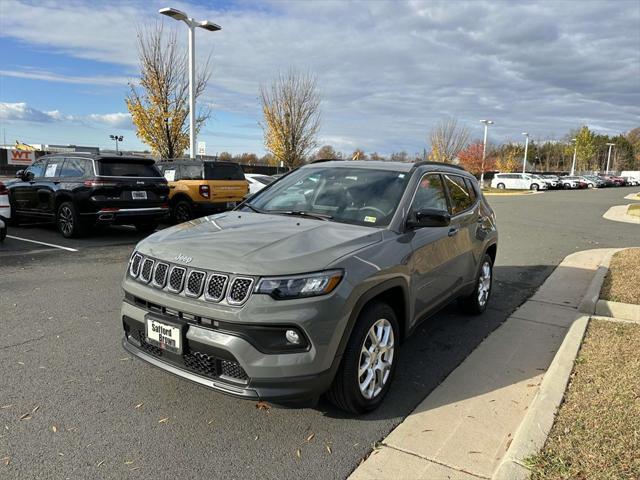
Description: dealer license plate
132,191,147,200
146,318,182,354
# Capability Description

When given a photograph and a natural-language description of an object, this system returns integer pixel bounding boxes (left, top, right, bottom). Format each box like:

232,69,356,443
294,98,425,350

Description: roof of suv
38,152,155,163
305,159,469,174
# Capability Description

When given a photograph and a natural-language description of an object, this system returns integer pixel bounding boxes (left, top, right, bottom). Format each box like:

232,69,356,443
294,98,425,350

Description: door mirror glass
407,208,451,228
16,170,24,179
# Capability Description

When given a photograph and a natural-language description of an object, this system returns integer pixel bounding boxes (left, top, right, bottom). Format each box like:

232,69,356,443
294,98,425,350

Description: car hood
138,212,383,276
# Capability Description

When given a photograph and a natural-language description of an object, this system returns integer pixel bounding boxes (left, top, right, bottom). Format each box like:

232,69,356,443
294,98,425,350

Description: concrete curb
623,193,640,201
483,191,541,197
595,299,640,321
492,315,590,480
602,204,640,224
577,249,622,314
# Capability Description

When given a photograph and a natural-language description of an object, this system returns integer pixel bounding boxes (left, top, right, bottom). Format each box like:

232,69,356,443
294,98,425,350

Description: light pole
521,132,529,173
109,134,123,153
479,119,493,185
570,138,577,176
159,7,221,159
605,142,615,174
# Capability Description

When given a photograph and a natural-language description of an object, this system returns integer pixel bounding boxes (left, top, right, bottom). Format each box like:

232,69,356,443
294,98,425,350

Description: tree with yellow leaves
260,70,321,168
429,117,470,163
126,24,211,159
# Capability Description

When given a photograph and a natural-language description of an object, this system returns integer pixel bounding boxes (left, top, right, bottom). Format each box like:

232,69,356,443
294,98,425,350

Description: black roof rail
411,161,466,171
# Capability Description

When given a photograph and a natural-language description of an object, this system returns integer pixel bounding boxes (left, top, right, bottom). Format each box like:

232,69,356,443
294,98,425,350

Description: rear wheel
57,202,84,238
0,222,6,242
496,183,505,189
563,183,571,190
134,222,158,233
531,183,539,191
173,200,192,224
459,254,493,314
326,301,399,414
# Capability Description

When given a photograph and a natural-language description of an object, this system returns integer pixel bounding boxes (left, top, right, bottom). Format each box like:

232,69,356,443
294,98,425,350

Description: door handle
448,227,459,237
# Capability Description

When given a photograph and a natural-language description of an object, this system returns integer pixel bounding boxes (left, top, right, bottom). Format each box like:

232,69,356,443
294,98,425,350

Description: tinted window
204,163,245,180
180,164,203,180
444,174,473,215
97,160,161,177
60,158,89,178
411,174,448,211
465,177,478,202
26,159,46,178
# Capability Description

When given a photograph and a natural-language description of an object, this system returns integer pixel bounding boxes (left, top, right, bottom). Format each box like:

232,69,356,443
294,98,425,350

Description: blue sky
1,0,639,156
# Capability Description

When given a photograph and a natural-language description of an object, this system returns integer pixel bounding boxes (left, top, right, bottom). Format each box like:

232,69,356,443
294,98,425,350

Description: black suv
8,154,169,238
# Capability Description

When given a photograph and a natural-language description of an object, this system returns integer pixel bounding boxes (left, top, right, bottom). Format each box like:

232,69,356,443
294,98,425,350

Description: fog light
285,329,301,345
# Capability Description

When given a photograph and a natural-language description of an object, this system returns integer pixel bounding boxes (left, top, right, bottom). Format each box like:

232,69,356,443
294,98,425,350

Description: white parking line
6,235,79,252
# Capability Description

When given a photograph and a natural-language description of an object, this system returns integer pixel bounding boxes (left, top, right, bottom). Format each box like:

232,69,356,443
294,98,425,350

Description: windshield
244,166,410,227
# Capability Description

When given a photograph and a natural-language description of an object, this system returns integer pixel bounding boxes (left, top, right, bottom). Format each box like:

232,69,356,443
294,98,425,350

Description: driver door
408,173,460,320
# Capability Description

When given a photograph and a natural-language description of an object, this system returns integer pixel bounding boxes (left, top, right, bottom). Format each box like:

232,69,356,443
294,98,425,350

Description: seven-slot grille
185,271,206,297
205,274,228,302
140,258,154,283
129,253,253,306
228,278,253,305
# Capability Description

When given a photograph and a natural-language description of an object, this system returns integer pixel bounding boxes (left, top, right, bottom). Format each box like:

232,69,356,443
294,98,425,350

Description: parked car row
3,154,276,238
490,172,640,191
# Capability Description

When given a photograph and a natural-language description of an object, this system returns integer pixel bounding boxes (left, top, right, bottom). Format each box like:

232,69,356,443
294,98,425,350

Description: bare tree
260,69,321,168
429,117,471,163
126,23,211,159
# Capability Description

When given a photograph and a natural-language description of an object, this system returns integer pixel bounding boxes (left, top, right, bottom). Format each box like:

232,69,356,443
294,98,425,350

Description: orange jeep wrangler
157,160,249,223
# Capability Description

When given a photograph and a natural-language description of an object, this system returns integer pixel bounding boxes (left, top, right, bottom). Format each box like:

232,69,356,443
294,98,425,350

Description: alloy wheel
58,206,74,236
358,318,395,400
176,204,190,223
477,260,492,307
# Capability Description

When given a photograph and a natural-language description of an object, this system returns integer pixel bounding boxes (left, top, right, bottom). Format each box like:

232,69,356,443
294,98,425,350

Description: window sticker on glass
364,216,377,223
45,163,60,177
164,169,176,181
398,174,405,178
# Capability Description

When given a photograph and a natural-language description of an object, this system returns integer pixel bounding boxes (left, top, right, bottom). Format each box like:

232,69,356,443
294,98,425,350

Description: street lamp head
480,119,493,125
571,138,577,143
199,20,221,31
159,7,188,22
606,142,615,146
522,132,529,136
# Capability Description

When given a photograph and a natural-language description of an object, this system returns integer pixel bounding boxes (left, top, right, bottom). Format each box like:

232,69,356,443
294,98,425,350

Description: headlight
255,270,343,300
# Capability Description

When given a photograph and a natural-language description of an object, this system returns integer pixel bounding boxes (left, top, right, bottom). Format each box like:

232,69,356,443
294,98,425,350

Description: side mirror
406,208,451,229
16,170,24,179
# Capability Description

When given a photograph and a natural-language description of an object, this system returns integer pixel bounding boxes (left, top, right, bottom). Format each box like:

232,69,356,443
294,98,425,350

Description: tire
173,200,192,224
531,183,539,191
134,222,158,234
458,253,493,315
57,201,84,238
496,183,505,190
326,301,399,414
563,183,571,190
0,224,6,242
587,183,593,189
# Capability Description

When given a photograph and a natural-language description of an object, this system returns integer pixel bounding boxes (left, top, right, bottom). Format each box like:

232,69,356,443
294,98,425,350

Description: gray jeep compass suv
121,160,497,413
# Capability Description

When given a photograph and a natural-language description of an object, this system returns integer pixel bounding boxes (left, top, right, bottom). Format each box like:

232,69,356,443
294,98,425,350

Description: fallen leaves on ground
305,432,315,443
255,401,271,412
158,417,169,424
3,457,10,466
134,403,144,409
51,426,57,433
295,448,301,459
326,445,332,454
19,413,31,421
96,460,104,467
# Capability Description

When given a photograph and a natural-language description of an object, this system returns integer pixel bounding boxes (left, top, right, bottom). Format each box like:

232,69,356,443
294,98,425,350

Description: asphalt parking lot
1,187,638,479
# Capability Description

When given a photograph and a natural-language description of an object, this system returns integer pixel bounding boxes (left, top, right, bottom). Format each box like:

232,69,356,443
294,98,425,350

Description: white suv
491,173,548,191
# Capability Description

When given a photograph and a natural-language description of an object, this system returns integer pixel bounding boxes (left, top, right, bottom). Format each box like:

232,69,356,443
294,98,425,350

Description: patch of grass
527,320,640,480
600,248,640,304
481,187,530,194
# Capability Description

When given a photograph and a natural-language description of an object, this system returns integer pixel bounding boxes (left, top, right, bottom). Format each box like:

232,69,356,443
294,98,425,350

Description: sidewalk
349,249,620,480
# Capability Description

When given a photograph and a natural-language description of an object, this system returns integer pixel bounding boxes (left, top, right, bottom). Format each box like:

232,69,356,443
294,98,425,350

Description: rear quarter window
97,160,161,177
444,174,474,215
204,163,245,180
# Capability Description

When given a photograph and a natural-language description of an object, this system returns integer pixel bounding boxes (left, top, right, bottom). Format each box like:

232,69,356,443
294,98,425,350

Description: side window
444,174,473,215
161,166,178,182
411,174,448,212
465,178,478,202
60,158,88,178
25,159,46,178
181,165,203,180
43,158,63,178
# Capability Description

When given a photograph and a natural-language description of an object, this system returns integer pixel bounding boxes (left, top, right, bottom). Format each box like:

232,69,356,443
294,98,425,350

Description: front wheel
531,183,539,191
459,254,493,314
496,183,505,189
326,301,399,414
0,223,6,242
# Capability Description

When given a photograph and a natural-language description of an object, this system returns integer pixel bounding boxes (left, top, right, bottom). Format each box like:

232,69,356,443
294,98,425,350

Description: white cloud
1,0,638,154
0,69,128,86
0,102,131,129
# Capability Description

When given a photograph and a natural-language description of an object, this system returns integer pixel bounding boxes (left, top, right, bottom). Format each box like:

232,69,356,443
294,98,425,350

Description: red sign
7,149,35,166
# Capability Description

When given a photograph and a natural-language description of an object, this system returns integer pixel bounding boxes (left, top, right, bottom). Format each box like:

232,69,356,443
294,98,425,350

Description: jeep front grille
168,266,186,293
152,263,169,288
185,270,206,297
227,277,253,305
205,274,228,302
128,253,254,306
140,258,154,283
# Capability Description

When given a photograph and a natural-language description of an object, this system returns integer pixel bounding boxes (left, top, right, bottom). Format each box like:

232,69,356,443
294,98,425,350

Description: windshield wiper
243,203,265,213
271,210,333,221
